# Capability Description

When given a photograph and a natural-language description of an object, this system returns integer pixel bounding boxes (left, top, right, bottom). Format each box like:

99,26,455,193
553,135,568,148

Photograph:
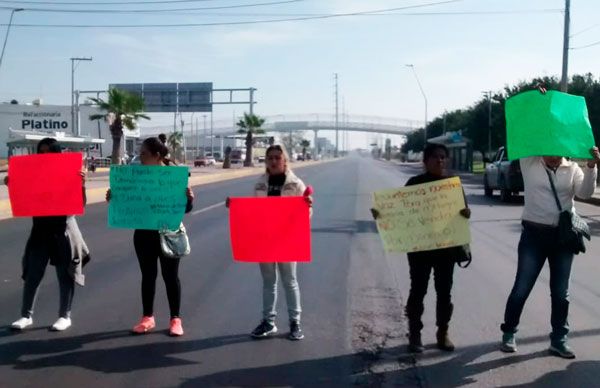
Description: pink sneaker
132,316,155,334
169,318,184,337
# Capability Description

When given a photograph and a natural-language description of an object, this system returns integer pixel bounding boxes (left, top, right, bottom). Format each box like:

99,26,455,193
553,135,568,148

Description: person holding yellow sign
372,143,470,353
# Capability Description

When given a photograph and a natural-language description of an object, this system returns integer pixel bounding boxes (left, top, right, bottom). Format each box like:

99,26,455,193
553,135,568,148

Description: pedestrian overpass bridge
211,114,421,137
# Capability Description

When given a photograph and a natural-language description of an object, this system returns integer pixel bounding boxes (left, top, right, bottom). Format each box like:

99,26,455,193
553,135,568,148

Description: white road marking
191,201,225,215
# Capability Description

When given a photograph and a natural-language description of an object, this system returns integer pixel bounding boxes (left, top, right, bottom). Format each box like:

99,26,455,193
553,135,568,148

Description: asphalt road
2,155,600,387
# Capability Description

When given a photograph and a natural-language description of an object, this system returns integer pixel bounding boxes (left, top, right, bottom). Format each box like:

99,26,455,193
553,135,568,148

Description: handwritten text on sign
108,165,189,230
373,177,470,253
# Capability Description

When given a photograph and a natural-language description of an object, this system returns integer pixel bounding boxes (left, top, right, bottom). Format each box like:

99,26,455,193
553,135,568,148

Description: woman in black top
106,137,194,337
372,143,470,353
8,138,87,332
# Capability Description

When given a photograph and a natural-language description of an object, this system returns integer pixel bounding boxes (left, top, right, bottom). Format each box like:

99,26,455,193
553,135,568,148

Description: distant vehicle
483,146,524,202
230,149,245,166
129,155,141,165
211,152,223,162
296,154,305,161
257,156,265,163
194,155,216,167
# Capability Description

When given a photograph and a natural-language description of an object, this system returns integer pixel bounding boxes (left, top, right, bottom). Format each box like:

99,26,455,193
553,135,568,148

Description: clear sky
0,0,598,148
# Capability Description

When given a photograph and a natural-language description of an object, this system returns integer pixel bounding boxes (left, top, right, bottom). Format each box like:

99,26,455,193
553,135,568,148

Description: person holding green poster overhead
371,143,471,353
500,125,600,358
106,137,194,337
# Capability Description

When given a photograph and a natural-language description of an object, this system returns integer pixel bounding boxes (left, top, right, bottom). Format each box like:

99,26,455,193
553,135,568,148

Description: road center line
191,201,225,215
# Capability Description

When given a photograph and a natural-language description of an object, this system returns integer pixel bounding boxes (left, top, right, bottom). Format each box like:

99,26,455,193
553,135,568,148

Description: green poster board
108,165,189,230
506,90,595,160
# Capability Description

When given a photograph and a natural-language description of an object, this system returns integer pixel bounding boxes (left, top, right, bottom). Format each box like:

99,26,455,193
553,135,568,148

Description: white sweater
521,157,597,226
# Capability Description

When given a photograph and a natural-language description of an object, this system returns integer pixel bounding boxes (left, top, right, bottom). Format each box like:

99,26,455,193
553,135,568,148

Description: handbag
545,169,590,255
159,223,191,259
453,244,472,268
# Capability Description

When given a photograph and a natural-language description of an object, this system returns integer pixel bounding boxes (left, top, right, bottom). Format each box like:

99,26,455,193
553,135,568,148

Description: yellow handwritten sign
373,177,470,253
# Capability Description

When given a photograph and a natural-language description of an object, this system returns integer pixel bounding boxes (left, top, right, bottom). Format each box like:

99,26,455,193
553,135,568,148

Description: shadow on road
0,330,251,373
500,360,600,388
178,327,600,387
311,220,378,235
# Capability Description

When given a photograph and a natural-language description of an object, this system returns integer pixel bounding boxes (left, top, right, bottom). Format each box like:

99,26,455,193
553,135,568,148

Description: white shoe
11,317,33,330
50,317,71,331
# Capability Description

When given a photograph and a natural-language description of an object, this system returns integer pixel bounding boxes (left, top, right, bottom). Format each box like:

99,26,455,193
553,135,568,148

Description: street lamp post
0,8,24,75
405,64,428,144
70,57,92,136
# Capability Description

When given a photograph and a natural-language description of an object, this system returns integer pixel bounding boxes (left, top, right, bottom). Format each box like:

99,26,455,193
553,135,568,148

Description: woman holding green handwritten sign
106,137,194,337
371,143,471,353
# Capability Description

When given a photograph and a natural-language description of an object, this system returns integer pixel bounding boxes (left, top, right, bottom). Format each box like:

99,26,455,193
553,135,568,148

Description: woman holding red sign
227,144,313,341
106,137,194,337
8,137,89,332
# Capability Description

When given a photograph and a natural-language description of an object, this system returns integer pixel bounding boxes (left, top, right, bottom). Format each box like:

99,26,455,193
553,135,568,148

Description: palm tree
236,113,266,167
167,132,184,162
223,146,232,169
88,88,150,165
300,139,310,160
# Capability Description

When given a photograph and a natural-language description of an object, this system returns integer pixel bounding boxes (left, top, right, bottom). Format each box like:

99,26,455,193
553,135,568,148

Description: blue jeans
501,222,574,342
260,263,301,324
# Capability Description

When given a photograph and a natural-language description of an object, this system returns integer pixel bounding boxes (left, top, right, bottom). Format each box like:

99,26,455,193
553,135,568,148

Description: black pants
21,234,74,319
133,230,181,318
405,255,455,333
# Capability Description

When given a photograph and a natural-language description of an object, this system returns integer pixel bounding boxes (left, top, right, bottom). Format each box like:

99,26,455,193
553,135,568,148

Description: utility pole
560,0,571,92
483,91,492,154
0,8,24,76
70,57,92,136
334,73,339,158
406,64,428,144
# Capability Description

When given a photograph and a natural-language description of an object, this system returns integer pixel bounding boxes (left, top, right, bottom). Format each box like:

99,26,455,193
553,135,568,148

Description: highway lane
2,155,600,387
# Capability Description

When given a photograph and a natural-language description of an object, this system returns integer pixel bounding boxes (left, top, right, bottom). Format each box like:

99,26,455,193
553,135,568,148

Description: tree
167,132,184,162
223,146,232,169
281,131,306,155
88,88,150,165
236,113,266,167
300,139,310,159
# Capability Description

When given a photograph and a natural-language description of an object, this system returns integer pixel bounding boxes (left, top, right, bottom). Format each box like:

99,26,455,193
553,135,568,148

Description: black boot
408,330,424,353
436,328,455,351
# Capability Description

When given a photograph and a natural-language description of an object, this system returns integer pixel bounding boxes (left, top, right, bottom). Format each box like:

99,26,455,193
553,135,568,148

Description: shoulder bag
545,169,590,255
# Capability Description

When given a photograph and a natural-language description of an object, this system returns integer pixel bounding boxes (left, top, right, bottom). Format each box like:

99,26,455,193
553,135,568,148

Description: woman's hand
587,146,600,168
460,208,471,219
370,208,380,220
304,196,313,207
105,189,111,202
80,169,87,185
186,187,194,201
3,176,8,186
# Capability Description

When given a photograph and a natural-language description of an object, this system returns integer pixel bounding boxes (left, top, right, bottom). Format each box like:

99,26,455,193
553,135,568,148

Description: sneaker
549,341,576,359
169,318,184,337
288,321,304,340
500,332,517,353
11,317,33,330
251,320,277,339
132,316,155,334
436,329,455,352
50,317,72,331
408,332,424,353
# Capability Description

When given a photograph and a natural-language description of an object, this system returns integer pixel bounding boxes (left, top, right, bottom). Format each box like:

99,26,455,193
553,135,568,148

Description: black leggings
133,230,181,318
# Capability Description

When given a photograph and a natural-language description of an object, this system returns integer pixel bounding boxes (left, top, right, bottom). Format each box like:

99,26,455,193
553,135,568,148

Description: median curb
0,158,340,221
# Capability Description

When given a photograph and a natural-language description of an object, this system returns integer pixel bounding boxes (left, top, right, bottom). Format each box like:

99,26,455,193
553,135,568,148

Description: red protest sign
8,153,84,217
229,197,311,262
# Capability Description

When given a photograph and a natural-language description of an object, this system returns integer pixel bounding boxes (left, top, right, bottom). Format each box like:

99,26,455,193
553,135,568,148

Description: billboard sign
109,82,212,113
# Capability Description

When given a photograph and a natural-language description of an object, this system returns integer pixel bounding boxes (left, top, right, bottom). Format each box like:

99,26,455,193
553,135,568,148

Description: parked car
483,146,524,202
194,156,216,167
230,149,245,166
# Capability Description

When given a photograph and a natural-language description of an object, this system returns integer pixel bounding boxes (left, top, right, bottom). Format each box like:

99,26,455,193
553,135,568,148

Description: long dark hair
142,137,174,165
37,137,62,154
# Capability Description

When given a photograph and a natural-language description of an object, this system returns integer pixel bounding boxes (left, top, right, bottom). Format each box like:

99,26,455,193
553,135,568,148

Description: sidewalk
0,158,338,221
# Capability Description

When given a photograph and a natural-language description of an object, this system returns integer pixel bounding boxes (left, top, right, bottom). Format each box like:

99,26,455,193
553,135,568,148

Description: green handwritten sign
108,165,189,230
506,90,595,160
373,177,470,253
